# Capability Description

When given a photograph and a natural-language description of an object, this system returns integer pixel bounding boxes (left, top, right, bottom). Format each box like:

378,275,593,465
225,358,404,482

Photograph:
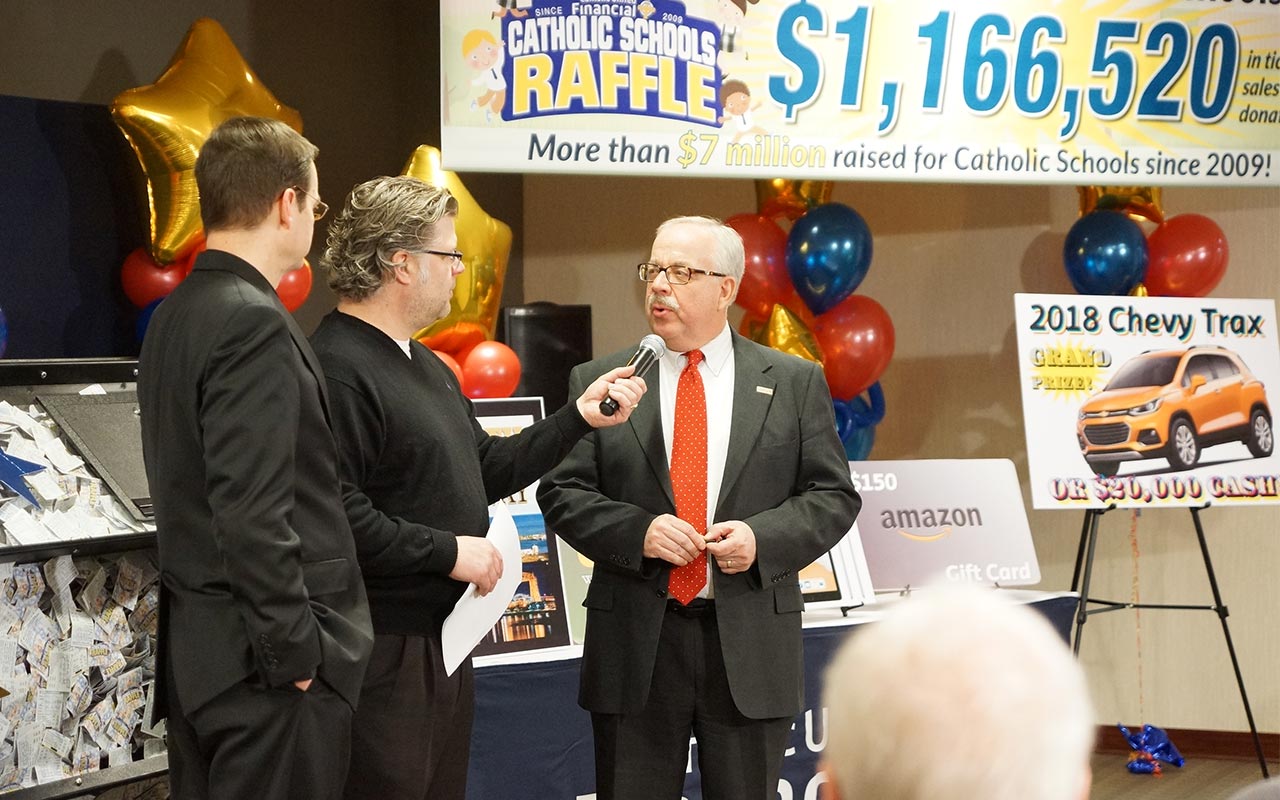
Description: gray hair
655,215,745,283
822,585,1094,800
322,175,458,301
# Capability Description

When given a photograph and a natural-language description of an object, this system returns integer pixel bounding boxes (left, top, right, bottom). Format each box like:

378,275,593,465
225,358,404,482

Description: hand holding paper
441,501,523,675
449,536,504,596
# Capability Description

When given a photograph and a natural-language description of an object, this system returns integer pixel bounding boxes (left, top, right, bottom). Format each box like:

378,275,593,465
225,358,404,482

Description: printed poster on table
471,398,573,658
1014,293,1280,510
441,0,1280,185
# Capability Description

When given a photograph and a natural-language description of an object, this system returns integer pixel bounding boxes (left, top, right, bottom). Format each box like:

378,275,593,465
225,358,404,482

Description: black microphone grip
599,338,664,416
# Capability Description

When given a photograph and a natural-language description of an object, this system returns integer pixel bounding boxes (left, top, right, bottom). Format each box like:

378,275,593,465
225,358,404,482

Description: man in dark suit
537,215,861,800
138,116,374,800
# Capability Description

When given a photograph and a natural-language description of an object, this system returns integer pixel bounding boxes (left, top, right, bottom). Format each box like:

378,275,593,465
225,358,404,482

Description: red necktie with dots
668,349,707,605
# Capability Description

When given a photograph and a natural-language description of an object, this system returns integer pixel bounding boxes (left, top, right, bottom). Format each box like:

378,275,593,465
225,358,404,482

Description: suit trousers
164,665,354,800
343,633,474,800
591,601,793,800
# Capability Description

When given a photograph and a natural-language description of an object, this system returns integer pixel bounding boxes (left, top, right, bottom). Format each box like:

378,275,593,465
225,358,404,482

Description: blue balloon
841,391,882,461
0,303,7,358
844,422,876,461
136,298,163,344
786,203,872,315
832,399,855,442
844,382,885,427
1063,211,1148,295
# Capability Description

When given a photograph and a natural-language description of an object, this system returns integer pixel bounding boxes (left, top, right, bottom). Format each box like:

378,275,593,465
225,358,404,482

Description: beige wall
524,175,1280,735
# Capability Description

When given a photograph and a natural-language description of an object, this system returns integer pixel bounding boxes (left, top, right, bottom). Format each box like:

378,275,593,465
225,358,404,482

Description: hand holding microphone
576,334,663,427
599,334,665,416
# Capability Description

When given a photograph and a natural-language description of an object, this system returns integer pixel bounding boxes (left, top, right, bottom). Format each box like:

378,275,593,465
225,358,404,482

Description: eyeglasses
637,262,729,284
291,186,329,221
415,249,465,266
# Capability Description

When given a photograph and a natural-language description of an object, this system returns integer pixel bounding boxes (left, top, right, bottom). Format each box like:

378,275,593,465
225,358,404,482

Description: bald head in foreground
821,586,1095,800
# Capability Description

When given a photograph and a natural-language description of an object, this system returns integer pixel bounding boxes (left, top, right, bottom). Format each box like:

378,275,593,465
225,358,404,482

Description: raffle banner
1015,293,1280,510
441,0,1280,184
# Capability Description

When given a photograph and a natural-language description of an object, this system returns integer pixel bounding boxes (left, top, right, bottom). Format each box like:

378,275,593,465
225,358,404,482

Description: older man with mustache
538,216,860,800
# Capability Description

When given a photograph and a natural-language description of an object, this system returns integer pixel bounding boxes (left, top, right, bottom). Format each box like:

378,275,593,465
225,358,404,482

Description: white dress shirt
658,323,735,598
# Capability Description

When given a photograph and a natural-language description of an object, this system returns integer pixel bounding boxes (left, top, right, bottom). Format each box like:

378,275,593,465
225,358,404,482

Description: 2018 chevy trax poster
1014,293,1279,510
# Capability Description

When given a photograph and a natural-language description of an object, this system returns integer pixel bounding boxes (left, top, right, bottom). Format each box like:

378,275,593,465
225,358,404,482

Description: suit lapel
281,312,334,423
717,335,775,515
627,365,675,509
203,251,335,425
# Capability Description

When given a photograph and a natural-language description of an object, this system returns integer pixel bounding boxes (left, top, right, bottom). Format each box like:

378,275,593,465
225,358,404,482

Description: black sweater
310,310,592,636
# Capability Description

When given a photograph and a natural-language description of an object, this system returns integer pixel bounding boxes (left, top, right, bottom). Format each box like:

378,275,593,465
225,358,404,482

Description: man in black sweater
310,175,646,800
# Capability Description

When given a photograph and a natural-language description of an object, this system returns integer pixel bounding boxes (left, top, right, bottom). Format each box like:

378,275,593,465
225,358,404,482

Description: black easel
1071,503,1270,777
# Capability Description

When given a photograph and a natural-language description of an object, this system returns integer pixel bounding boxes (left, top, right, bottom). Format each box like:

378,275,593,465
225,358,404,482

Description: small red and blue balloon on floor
1119,723,1185,776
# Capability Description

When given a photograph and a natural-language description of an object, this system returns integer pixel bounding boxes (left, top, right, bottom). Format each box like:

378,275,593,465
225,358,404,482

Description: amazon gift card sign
850,459,1040,591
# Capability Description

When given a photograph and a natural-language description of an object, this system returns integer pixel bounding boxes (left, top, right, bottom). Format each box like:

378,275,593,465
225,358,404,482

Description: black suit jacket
537,333,860,719
138,250,373,715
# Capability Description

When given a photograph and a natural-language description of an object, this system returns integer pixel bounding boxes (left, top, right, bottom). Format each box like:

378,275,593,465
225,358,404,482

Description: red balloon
1144,214,1229,297
419,322,488,358
725,214,793,319
121,247,186,308
277,260,313,313
430,349,465,386
462,341,522,398
812,295,895,400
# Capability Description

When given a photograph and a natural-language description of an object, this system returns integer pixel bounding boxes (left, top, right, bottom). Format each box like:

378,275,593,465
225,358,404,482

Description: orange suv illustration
1077,347,1272,477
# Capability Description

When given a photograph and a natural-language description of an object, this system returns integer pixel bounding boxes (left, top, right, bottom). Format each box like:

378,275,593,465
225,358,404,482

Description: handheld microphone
599,334,666,416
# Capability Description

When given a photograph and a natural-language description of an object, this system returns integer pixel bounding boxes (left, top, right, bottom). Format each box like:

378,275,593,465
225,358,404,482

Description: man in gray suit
537,215,860,800
139,116,373,800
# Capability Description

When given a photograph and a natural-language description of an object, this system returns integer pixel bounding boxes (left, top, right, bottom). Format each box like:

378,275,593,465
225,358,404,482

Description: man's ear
717,276,738,312
276,187,298,228
389,251,414,285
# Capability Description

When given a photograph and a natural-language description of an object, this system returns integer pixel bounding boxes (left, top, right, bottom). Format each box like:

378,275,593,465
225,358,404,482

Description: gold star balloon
1078,186,1164,226
755,179,834,221
111,18,303,264
750,303,823,364
403,145,512,355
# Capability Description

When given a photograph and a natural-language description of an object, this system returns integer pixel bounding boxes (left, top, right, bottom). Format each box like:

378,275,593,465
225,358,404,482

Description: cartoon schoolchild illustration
719,79,766,142
712,0,759,74
493,0,529,18
463,29,506,123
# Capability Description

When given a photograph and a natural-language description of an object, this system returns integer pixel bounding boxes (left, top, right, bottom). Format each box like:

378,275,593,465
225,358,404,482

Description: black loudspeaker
497,303,593,413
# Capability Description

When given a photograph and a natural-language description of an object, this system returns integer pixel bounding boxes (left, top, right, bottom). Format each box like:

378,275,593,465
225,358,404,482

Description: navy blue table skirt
467,593,1076,799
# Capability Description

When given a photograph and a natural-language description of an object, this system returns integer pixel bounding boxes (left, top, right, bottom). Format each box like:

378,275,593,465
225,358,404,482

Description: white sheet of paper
0,504,57,545
440,501,522,676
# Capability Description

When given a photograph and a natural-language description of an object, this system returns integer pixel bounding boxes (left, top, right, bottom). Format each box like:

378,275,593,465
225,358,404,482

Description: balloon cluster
401,146,522,399
730,180,895,459
112,19,315,341
123,243,312,341
1118,723,1184,776
1065,187,1229,297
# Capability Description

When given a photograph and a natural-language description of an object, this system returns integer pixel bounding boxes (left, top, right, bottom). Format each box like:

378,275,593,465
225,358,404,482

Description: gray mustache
649,294,680,311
